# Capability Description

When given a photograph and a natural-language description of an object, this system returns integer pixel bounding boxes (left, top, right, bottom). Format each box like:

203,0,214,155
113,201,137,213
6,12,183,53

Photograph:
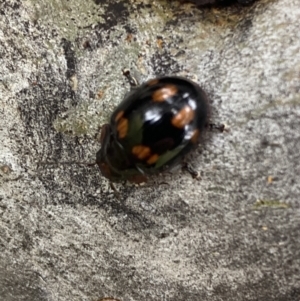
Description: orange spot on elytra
147,78,159,86
152,85,178,102
191,129,200,144
115,111,124,122
117,117,128,139
171,106,195,128
147,154,159,165
132,145,151,160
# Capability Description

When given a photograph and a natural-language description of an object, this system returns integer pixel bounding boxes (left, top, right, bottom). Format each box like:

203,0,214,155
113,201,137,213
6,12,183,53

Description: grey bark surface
0,0,299,300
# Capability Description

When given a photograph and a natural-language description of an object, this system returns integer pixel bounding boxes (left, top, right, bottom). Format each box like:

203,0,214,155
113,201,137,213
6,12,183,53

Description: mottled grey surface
0,0,299,300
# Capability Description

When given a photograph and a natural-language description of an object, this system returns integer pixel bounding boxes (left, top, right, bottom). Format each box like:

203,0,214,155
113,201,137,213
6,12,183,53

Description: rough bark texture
0,0,299,300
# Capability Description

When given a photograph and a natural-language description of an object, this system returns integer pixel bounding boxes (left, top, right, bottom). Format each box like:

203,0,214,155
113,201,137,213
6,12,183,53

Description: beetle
96,75,209,183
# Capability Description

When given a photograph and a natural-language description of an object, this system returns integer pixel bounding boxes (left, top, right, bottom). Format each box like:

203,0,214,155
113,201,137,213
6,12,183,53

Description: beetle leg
122,69,139,88
206,122,229,132
181,162,201,180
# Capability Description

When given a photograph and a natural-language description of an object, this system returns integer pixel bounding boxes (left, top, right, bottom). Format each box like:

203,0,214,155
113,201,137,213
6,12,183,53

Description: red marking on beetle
115,111,124,122
117,117,128,138
171,106,194,128
147,154,159,165
132,145,151,160
152,85,178,102
147,78,159,86
191,129,200,144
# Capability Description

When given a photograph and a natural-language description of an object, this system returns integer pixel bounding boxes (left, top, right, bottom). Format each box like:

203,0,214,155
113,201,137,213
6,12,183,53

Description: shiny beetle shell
96,76,209,183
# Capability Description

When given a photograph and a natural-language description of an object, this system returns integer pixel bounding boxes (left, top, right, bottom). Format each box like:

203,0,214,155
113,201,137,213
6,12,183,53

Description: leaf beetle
96,73,209,183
